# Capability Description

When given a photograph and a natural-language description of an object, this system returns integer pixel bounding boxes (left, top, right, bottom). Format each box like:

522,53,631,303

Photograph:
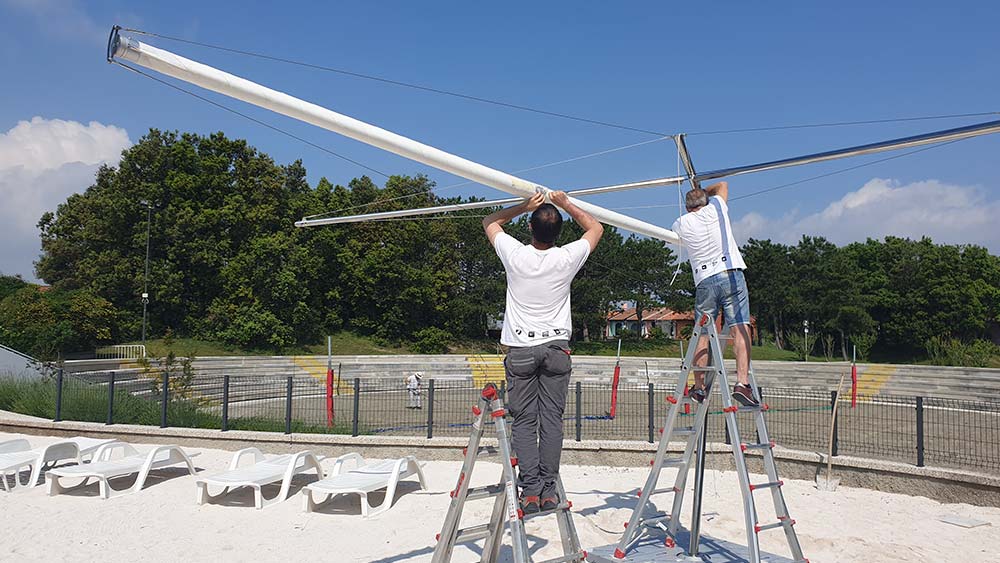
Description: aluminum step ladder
610,315,806,562
432,383,588,563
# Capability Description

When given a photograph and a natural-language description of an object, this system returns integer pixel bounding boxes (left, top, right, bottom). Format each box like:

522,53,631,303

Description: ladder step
454,523,491,543
755,518,795,533
690,366,717,372
749,480,783,491
466,484,504,501
522,501,573,521
638,486,680,499
741,441,775,452
658,457,686,467
466,445,498,457
672,426,696,435
651,486,680,495
723,404,768,414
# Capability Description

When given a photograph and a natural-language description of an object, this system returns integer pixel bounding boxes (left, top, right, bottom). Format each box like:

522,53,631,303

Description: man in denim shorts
482,190,603,514
672,181,758,407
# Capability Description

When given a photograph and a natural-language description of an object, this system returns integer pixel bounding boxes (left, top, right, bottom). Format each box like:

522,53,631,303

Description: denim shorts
695,269,751,328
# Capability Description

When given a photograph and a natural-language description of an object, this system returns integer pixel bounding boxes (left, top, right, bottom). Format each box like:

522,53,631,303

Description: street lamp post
803,320,809,362
140,201,152,352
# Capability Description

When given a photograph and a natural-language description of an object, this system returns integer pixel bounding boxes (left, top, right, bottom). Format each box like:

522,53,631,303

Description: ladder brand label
505,482,518,520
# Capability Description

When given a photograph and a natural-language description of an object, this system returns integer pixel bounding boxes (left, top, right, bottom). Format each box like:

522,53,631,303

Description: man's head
685,188,708,212
529,203,563,244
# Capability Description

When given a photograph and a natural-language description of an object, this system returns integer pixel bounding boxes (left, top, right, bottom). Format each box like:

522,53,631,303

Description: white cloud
2,0,104,44
0,117,130,281
733,178,1000,252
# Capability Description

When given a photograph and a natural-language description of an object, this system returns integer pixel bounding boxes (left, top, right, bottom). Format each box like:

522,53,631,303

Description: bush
852,331,877,361
410,327,452,354
784,331,813,361
926,336,1000,367
0,375,354,434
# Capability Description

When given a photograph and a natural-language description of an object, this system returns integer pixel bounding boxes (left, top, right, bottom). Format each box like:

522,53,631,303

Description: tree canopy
5,129,997,363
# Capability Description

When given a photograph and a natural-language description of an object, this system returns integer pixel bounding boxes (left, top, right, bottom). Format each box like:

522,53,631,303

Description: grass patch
0,376,355,434
301,331,413,356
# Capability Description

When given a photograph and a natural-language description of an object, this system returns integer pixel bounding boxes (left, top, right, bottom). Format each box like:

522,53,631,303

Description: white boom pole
110,31,681,244
294,175,685,227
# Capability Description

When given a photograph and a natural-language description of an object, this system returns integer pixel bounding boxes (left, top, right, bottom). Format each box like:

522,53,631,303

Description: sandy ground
1,431,998,563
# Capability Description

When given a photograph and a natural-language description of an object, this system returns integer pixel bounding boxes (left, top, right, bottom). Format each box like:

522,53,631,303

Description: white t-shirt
671,195,747,286
406,374,420,390
492,232,591,347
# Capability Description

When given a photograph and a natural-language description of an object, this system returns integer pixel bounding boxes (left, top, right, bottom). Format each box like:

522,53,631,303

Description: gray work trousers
504,340,572,499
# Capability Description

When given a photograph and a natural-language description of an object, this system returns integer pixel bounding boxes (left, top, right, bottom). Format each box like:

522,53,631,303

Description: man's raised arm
482,191,545,245
549,191,604,252
705,181,729,202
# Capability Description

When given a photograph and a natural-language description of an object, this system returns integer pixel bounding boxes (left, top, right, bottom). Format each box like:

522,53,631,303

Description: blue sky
1,1,998,281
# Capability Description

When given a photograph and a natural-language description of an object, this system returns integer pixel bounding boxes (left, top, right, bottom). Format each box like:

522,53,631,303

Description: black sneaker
732,384,760,407
540,494,559,511
520,495,540,514
690,387,707,404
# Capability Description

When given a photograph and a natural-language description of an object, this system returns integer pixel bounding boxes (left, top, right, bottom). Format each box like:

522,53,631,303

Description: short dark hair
530,203,563,244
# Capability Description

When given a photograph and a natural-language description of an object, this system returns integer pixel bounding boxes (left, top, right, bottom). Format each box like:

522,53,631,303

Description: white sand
1,432,998,563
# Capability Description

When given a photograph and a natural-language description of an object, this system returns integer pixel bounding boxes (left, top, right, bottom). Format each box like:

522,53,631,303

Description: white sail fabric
113,36,681,244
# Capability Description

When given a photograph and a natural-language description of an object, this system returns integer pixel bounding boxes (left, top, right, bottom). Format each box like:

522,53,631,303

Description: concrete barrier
63,354,1000,401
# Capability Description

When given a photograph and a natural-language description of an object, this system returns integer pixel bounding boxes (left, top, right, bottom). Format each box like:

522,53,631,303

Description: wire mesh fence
3,371,999,474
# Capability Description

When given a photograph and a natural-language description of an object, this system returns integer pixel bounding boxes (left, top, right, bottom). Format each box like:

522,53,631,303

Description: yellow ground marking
292,356,353,394
853,364,897,398
469,354,506,387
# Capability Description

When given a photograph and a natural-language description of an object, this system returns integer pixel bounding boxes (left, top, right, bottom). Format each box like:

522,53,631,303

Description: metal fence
9,370,1000,475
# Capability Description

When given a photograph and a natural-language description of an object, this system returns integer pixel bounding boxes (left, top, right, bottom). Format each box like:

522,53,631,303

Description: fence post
500,380,507,402
830,390,839,457
647,383,655,444
426,379,435,439
352,378,361,437
106,372,116,425
916,396,925,467
285,376,293,435
221,374,230,432
160,371,169,428
575,382,582,442
54,368,64,422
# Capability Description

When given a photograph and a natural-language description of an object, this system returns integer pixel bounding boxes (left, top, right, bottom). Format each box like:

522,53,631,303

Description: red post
850,362,858,409
610,364,621,418
326,368,334,427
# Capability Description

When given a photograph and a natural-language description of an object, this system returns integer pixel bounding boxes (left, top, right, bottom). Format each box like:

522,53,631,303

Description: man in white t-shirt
671,181,759,407
483,190,603,514
405,372,422,409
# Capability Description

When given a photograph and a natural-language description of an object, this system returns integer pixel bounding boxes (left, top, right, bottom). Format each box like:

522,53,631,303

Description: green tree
0,286,119,360
611,235,686,335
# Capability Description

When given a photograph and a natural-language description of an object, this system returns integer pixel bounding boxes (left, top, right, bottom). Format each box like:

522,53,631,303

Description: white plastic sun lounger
195,447,325,510
0,436,115,490
45,441,198,499
302,453,426,517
